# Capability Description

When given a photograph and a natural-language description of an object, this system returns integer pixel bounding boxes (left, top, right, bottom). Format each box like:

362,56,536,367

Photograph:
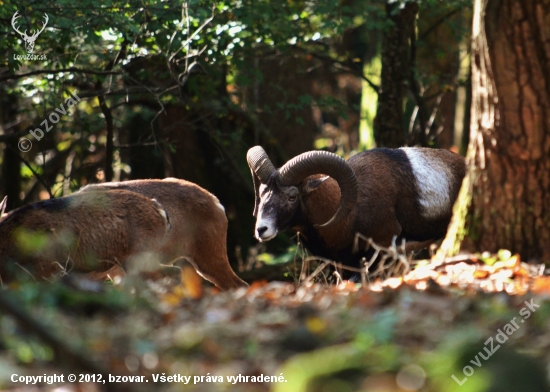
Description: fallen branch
430,254,480,269
353,233,412,278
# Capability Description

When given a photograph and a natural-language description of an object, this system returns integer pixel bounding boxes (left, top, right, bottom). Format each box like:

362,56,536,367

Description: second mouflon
247,146,466,270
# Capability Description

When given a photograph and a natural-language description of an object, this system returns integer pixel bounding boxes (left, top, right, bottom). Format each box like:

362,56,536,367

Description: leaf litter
0,250,549,392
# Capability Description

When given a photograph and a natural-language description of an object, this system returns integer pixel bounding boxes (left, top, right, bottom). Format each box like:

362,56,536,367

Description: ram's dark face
247,145,358,243
255,182,300,241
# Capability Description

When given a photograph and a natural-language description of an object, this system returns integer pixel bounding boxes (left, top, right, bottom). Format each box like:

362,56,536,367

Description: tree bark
374,2,418,147
439,0,550,263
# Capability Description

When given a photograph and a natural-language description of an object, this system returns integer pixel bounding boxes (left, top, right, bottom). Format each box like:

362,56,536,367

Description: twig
303,262,330,284
7,144,53,198
125,74,167,115
115,141,165,149
75,85,180,100
425,93,444,139
353,233,412,279
419,9,461,41
293,46,380,93
331,62,379,93
301,256,364,275
430,254,479,269
96,41,129,182
14,263,38,282
97,93,114,182
184,1,190,71
168,3,216,63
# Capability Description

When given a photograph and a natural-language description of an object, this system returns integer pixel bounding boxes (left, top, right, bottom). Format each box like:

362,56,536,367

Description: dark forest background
0,0,472,267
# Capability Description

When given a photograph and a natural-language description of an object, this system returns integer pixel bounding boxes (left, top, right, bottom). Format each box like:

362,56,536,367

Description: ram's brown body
248,146,466,271
301,148,466,255
79,178,247,290
0,190,168,283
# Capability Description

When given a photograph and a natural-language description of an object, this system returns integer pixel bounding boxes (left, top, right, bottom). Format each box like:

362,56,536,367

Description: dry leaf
182,264,204,300
473,270,490,279
532,276,550,295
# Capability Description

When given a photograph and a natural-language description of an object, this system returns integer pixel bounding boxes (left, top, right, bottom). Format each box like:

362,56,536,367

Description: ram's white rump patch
401,148,452,219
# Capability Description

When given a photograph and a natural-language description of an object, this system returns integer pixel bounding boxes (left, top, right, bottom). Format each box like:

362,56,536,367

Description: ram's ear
302,176,329,194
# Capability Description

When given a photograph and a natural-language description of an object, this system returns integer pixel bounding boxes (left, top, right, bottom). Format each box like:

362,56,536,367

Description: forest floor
0,251,549,392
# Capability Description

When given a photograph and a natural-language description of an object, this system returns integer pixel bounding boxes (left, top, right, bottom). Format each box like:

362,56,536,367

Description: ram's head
247,146,358,241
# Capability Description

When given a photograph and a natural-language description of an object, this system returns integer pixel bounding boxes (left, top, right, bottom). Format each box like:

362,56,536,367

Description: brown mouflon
247,146,466,271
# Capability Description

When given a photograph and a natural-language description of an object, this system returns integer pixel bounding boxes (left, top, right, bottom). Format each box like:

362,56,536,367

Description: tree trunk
374,2,418,147
439,0,550,263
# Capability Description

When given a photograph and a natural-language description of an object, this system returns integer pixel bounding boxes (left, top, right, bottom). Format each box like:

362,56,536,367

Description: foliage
1,0,472,189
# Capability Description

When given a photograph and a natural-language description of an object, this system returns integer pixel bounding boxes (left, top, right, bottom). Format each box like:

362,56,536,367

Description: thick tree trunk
439,0,550,263
374,2,418,147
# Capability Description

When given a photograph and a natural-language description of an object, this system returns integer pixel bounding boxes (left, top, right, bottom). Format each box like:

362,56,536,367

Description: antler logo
11,11,49,54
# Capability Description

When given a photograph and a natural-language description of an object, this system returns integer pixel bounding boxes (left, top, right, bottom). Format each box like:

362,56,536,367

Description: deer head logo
11,11,49,54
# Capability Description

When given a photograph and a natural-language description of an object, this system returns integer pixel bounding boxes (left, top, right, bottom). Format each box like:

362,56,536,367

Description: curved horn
279,151,358,227
246,146,277,216
247,146,276,183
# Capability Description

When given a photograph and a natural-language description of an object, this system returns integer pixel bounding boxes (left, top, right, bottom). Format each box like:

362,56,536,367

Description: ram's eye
288,195,297,202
